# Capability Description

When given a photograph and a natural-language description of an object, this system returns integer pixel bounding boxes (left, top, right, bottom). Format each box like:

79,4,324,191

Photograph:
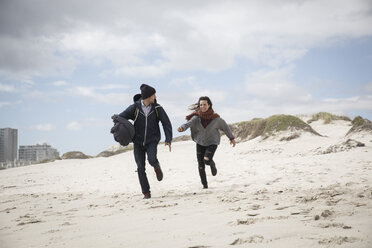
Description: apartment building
0,128,18,162
19,143,59,162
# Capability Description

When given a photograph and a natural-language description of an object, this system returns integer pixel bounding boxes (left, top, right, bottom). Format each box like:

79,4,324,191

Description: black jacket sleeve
119,104,136,120
157,106,173,143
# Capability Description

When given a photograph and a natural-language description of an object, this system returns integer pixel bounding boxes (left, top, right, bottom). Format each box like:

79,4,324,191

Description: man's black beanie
140,84,156,99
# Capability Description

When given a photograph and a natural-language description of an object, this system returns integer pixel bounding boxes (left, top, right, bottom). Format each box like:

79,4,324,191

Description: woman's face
199,100,210,112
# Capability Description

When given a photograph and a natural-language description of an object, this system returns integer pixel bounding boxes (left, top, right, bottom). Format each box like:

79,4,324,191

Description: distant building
19,143,59,162
0,128,18,162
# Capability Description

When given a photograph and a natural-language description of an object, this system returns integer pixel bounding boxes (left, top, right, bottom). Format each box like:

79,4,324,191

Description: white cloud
320,96,372,112
219,92,372,124
0,35,77,79
362,82,372,93
245,67,312,104
52,80,68,86
66,121,82,131
73,87,95,97
99,84,128,90
0,101,11,108
23,90,48,100
99,93,132,105
1,0,371,78
0,99,22,108
0,83,16,92
69,86,131,105
186,91,227,104
66,119,110,131
170,76,197,87
30,124,55,131
115,63,171,77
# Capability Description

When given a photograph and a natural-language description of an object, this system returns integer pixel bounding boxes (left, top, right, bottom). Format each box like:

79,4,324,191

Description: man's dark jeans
133,142,160,194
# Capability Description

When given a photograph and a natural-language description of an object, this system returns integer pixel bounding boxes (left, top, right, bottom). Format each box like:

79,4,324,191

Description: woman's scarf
186,108,220,121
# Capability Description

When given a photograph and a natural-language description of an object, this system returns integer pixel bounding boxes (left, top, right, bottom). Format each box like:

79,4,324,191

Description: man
119,84,172,199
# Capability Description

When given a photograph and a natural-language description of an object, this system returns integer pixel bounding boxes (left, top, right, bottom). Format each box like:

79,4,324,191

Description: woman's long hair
188,96,213,111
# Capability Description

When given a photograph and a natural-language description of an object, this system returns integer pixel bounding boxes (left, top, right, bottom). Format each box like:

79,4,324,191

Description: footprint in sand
274,205,294,210
60,222,75,226
266,178,282,185
320,209,334,218
149,203,178,209
314,209,335,221
254,189,268,195
230,235,264,245
318,236,360,246
15,214,43,226
235,218,257,225
17,219,42,226
188,246,210,248
318,222,352,229
251,204,262,210
353,202,367,207
326,199,342,206
0,207,16,213
42,229,61,234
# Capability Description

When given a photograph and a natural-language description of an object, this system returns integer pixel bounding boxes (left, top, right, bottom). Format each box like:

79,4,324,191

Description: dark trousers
133,142,159,194
196,144,218,186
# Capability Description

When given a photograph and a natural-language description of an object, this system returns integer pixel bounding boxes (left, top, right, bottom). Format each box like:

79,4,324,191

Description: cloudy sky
1,0,372,156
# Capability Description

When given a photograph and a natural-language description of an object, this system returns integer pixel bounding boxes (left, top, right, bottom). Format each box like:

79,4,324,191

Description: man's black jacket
119,94,172,146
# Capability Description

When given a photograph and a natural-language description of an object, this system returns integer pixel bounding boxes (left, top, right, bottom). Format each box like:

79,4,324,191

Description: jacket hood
133,94,142,103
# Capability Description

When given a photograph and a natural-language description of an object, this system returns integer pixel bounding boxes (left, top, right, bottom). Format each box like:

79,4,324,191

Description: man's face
199,100,210,112
149,94,156,104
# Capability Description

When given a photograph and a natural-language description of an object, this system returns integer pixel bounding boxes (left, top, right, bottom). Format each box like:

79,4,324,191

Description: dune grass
264,115,310,133
230,114,319,142
231,118,267,141
351,116,365,126
346,116,372,136
38,158,61,164
96,146,134,157
307,112,351,124
61,151,93,159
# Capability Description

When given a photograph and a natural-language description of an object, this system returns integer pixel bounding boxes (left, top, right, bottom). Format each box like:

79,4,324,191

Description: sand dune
0,119,371,248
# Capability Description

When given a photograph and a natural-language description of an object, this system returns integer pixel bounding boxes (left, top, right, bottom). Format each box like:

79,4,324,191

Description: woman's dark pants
196,144,217,187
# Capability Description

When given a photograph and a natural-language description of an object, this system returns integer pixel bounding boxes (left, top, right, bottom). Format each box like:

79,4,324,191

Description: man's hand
177,127,184,132
165,142,172,152
230,139,236,147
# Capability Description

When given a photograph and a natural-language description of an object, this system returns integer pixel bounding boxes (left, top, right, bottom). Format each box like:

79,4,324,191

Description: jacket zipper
143,114,148,146
143,110,154,146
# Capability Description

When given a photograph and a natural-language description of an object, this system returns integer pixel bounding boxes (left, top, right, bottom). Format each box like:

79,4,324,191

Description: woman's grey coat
181,116,234,146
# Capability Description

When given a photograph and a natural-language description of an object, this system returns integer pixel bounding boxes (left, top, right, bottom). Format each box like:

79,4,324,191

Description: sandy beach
1,119,371,248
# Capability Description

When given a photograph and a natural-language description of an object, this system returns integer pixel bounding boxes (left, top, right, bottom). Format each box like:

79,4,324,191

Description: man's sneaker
210,160,217,176
154,165,163,181
143,192,151,199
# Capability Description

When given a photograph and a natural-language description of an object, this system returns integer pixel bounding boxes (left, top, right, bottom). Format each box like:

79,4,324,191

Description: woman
178,96,236,189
